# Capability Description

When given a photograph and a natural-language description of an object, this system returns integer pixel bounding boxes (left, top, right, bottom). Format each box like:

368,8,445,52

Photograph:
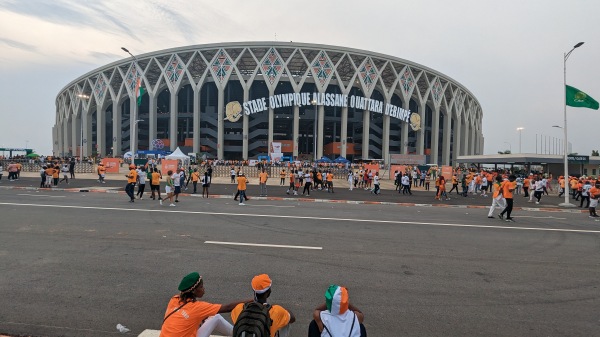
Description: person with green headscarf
159,272,251,337
308,284,366,337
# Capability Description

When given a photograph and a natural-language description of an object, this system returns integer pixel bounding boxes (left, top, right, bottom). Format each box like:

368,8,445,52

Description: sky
0,0,599,157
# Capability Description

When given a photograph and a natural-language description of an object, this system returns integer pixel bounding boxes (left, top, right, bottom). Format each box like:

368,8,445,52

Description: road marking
0,202,599,234
516,215,567,220
17,194,65,198
205,240,322,250
240,204,295,208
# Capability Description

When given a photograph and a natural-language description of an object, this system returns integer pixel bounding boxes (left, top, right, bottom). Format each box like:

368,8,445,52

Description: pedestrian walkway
0,172,586,214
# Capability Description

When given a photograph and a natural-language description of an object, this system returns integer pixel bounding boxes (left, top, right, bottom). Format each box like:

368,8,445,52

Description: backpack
232,302,272,337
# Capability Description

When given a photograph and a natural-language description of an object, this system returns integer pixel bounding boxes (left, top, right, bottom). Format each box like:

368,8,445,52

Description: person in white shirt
372,172,381,195
308,285,366,337
529,176,536,203
136,167,146,199
412,170,418,188
230,168,236,183
302,172,312,196
480,176,488,197
533,177,544,204
172,170,181,202
401,174,411,195
59,164,69,184
580,180,592,208
348,171,354,191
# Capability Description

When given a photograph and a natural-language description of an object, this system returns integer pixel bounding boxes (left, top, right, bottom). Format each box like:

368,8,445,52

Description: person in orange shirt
231,274,295,337
259,168,268,196
125,164,137,202
44,164,54,188
449,174,459,194
287,171,296,195
326,171,334,193
436,175,448,200
488,176,506,218
575,179,584,201
557,176,565,197
191,169,200,194
52,164,60,186
499,175,517,222
474,174,482,194
523,175,531,198
98,163,106,183
150,168,162,200
237,172,249,205
16,162,22,179
570,177,578,199
587,180,600,218
159,272,251,337
316,170,324,190
280,169,286,186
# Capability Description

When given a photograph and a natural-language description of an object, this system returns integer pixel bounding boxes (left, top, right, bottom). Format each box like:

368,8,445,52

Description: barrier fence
1,159,389,180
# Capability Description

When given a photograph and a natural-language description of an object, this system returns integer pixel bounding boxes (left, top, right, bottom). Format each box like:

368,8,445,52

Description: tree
592,150,599,156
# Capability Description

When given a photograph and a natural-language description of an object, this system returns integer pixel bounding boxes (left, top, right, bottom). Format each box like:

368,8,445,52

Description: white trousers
488,197,507,217
196,314,233,337
277,324,291,337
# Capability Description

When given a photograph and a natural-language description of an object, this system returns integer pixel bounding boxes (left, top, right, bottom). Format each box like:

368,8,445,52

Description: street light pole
77,94,90,162
311,99,317,161
516,127,524,153
122,47,139,162
560,42,584,207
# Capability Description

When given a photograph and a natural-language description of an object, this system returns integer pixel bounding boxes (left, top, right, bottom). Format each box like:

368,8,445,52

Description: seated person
159,272,251,337
308,285,367,337
231,274,295,337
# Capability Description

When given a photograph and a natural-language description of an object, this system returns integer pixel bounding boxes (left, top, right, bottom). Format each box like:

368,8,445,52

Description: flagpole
560,42,584,207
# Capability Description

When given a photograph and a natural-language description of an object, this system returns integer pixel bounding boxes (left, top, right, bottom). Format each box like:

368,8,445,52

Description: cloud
0,37,37,52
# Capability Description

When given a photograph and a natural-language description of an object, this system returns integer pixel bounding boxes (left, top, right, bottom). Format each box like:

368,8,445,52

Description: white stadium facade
53,42,483,164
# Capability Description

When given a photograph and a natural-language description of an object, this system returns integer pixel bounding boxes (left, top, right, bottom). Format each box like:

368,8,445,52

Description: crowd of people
159,272,366,337
4,157,599,220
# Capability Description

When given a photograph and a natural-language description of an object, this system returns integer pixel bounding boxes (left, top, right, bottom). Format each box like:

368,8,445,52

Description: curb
0,185,587,214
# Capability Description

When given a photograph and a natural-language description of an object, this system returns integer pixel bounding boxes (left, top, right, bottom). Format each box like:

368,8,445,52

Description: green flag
135,77,145,106
137,86,146,106
566,85,599,110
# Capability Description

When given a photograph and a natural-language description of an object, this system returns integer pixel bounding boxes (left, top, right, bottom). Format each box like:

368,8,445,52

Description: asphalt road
0,188,599,337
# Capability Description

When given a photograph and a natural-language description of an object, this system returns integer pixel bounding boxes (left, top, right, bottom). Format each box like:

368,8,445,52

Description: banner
270,152,283,163
270,142,282,154
441,166,454,180
390,154,426,165
363,164,380,175
161,159,178,173
101,158,120,173
389,165,408,180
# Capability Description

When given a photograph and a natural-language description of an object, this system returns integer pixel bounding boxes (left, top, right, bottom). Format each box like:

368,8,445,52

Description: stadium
52,42,483,165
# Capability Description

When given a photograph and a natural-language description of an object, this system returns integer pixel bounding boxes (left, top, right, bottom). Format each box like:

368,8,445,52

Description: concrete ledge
138,330,225,337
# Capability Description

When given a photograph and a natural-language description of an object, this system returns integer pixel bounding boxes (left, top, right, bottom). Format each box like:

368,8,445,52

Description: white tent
165,147,189,161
